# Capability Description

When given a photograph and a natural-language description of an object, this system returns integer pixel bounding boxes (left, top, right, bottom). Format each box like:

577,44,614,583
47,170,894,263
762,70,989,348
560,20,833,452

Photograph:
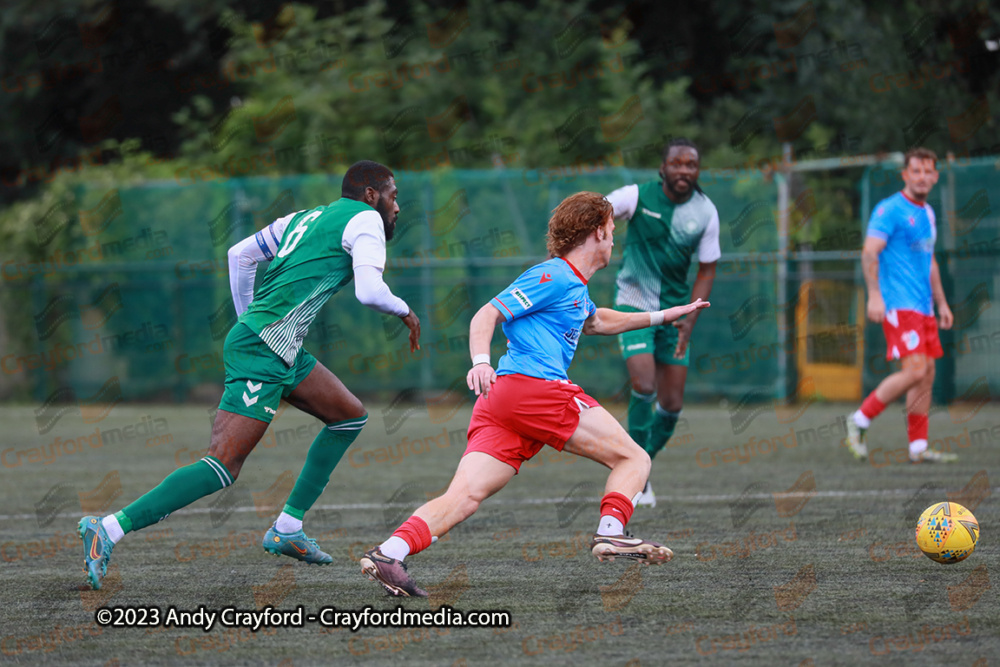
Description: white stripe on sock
209,457,234,485
201,457,232,487
327,418,368,431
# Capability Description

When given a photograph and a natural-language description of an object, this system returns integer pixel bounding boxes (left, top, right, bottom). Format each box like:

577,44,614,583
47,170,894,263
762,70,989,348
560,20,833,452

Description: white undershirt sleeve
342,210,387,269
697,204,722,263
342,210,409,316
606,184,639,220
227,213,295,316
353,265,410,316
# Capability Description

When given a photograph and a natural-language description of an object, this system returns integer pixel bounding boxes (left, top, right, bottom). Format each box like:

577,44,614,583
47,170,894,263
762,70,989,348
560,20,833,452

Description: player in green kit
78,161,421,589
608,139,719,507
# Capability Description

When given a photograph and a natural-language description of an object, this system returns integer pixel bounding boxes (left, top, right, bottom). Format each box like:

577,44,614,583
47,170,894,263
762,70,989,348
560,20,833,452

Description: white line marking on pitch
2,487,992,523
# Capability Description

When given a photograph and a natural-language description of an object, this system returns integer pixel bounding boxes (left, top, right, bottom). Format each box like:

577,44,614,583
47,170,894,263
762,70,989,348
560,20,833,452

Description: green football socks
627,390,656,451
284,415,367,516
646,406,682,459
118,455,234,533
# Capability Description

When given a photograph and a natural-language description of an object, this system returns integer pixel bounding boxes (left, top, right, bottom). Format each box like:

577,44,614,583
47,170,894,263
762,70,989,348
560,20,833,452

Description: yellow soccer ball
915,502,979,564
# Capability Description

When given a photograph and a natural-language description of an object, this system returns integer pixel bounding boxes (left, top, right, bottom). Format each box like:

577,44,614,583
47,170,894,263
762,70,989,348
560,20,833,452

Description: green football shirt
239,198,381,364
609,181,721,310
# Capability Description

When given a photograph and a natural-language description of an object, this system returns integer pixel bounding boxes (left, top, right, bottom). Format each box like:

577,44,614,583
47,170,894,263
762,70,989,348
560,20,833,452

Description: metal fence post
776,144,790,400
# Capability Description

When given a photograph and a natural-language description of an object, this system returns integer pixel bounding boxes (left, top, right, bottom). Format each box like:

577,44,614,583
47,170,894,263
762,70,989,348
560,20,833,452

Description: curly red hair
545,192,613,257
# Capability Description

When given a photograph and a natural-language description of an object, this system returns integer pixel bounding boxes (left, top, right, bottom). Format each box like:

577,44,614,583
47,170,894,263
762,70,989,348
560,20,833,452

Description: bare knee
658,395,683,413
343,400,367,421
630,377,655,395
614,442,650,477
635,447,651,478
212,451,246,480
904,366,929,387
320,400,366,424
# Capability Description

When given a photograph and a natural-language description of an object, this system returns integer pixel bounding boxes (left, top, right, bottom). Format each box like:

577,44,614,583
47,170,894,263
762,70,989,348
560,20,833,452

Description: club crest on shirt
510,288,532,310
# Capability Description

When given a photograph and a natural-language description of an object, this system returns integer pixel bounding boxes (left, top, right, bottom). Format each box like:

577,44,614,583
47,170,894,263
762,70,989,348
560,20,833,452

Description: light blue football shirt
491,257,597,380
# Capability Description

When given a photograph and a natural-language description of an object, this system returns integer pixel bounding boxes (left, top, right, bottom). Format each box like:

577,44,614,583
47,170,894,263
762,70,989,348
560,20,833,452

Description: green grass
1,401,997,666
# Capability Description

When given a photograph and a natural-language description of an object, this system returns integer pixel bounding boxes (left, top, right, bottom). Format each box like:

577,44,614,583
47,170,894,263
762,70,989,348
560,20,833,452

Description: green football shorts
218,323,318,423
615,305,690,367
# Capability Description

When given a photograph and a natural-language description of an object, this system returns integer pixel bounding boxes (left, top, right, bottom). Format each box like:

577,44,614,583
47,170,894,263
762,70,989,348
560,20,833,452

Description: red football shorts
464,373,600,472
882,309,943,360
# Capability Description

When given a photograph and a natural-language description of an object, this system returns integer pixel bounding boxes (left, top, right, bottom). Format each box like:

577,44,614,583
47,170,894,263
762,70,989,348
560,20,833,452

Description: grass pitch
1,400,997,666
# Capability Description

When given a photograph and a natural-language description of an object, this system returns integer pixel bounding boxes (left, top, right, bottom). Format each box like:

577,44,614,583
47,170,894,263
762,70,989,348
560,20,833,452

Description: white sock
596,516,624,537
274,512,302,534
853,410,871,429
380,535,411,561
101,515,124,544
909,439,928,457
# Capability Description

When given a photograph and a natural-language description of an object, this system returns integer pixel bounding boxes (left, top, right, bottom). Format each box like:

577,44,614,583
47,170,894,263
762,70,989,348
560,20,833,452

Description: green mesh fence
5,166,783,404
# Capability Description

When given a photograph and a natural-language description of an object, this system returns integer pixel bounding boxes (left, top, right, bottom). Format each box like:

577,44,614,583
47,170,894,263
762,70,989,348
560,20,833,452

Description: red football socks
600,492,635,527
860,392,886,420
392,515,433,556
907,413,929,442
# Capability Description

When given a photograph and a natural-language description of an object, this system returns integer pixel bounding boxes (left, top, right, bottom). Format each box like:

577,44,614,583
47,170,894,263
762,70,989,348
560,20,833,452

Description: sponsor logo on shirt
539,272,552,284
510,288,533,310
641,207,662,219
563,328,581,344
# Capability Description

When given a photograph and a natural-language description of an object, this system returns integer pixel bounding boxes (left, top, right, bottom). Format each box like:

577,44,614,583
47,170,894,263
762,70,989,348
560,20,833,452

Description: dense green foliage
1,0,998,399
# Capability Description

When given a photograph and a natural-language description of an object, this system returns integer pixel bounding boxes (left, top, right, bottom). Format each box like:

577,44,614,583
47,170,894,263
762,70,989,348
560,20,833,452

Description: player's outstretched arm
467,304,503,396
583,299,710,336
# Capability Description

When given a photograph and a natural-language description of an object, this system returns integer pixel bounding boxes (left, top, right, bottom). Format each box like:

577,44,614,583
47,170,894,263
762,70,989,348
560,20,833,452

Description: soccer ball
915,502,979,564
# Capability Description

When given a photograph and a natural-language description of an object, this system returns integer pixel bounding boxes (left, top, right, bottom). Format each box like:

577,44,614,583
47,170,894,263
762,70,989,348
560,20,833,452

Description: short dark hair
342,160,394,199
903,147,937,169
662,137,700,162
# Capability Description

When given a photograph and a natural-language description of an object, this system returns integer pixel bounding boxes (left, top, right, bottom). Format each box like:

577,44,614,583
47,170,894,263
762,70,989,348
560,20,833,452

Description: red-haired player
360,192,709,597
